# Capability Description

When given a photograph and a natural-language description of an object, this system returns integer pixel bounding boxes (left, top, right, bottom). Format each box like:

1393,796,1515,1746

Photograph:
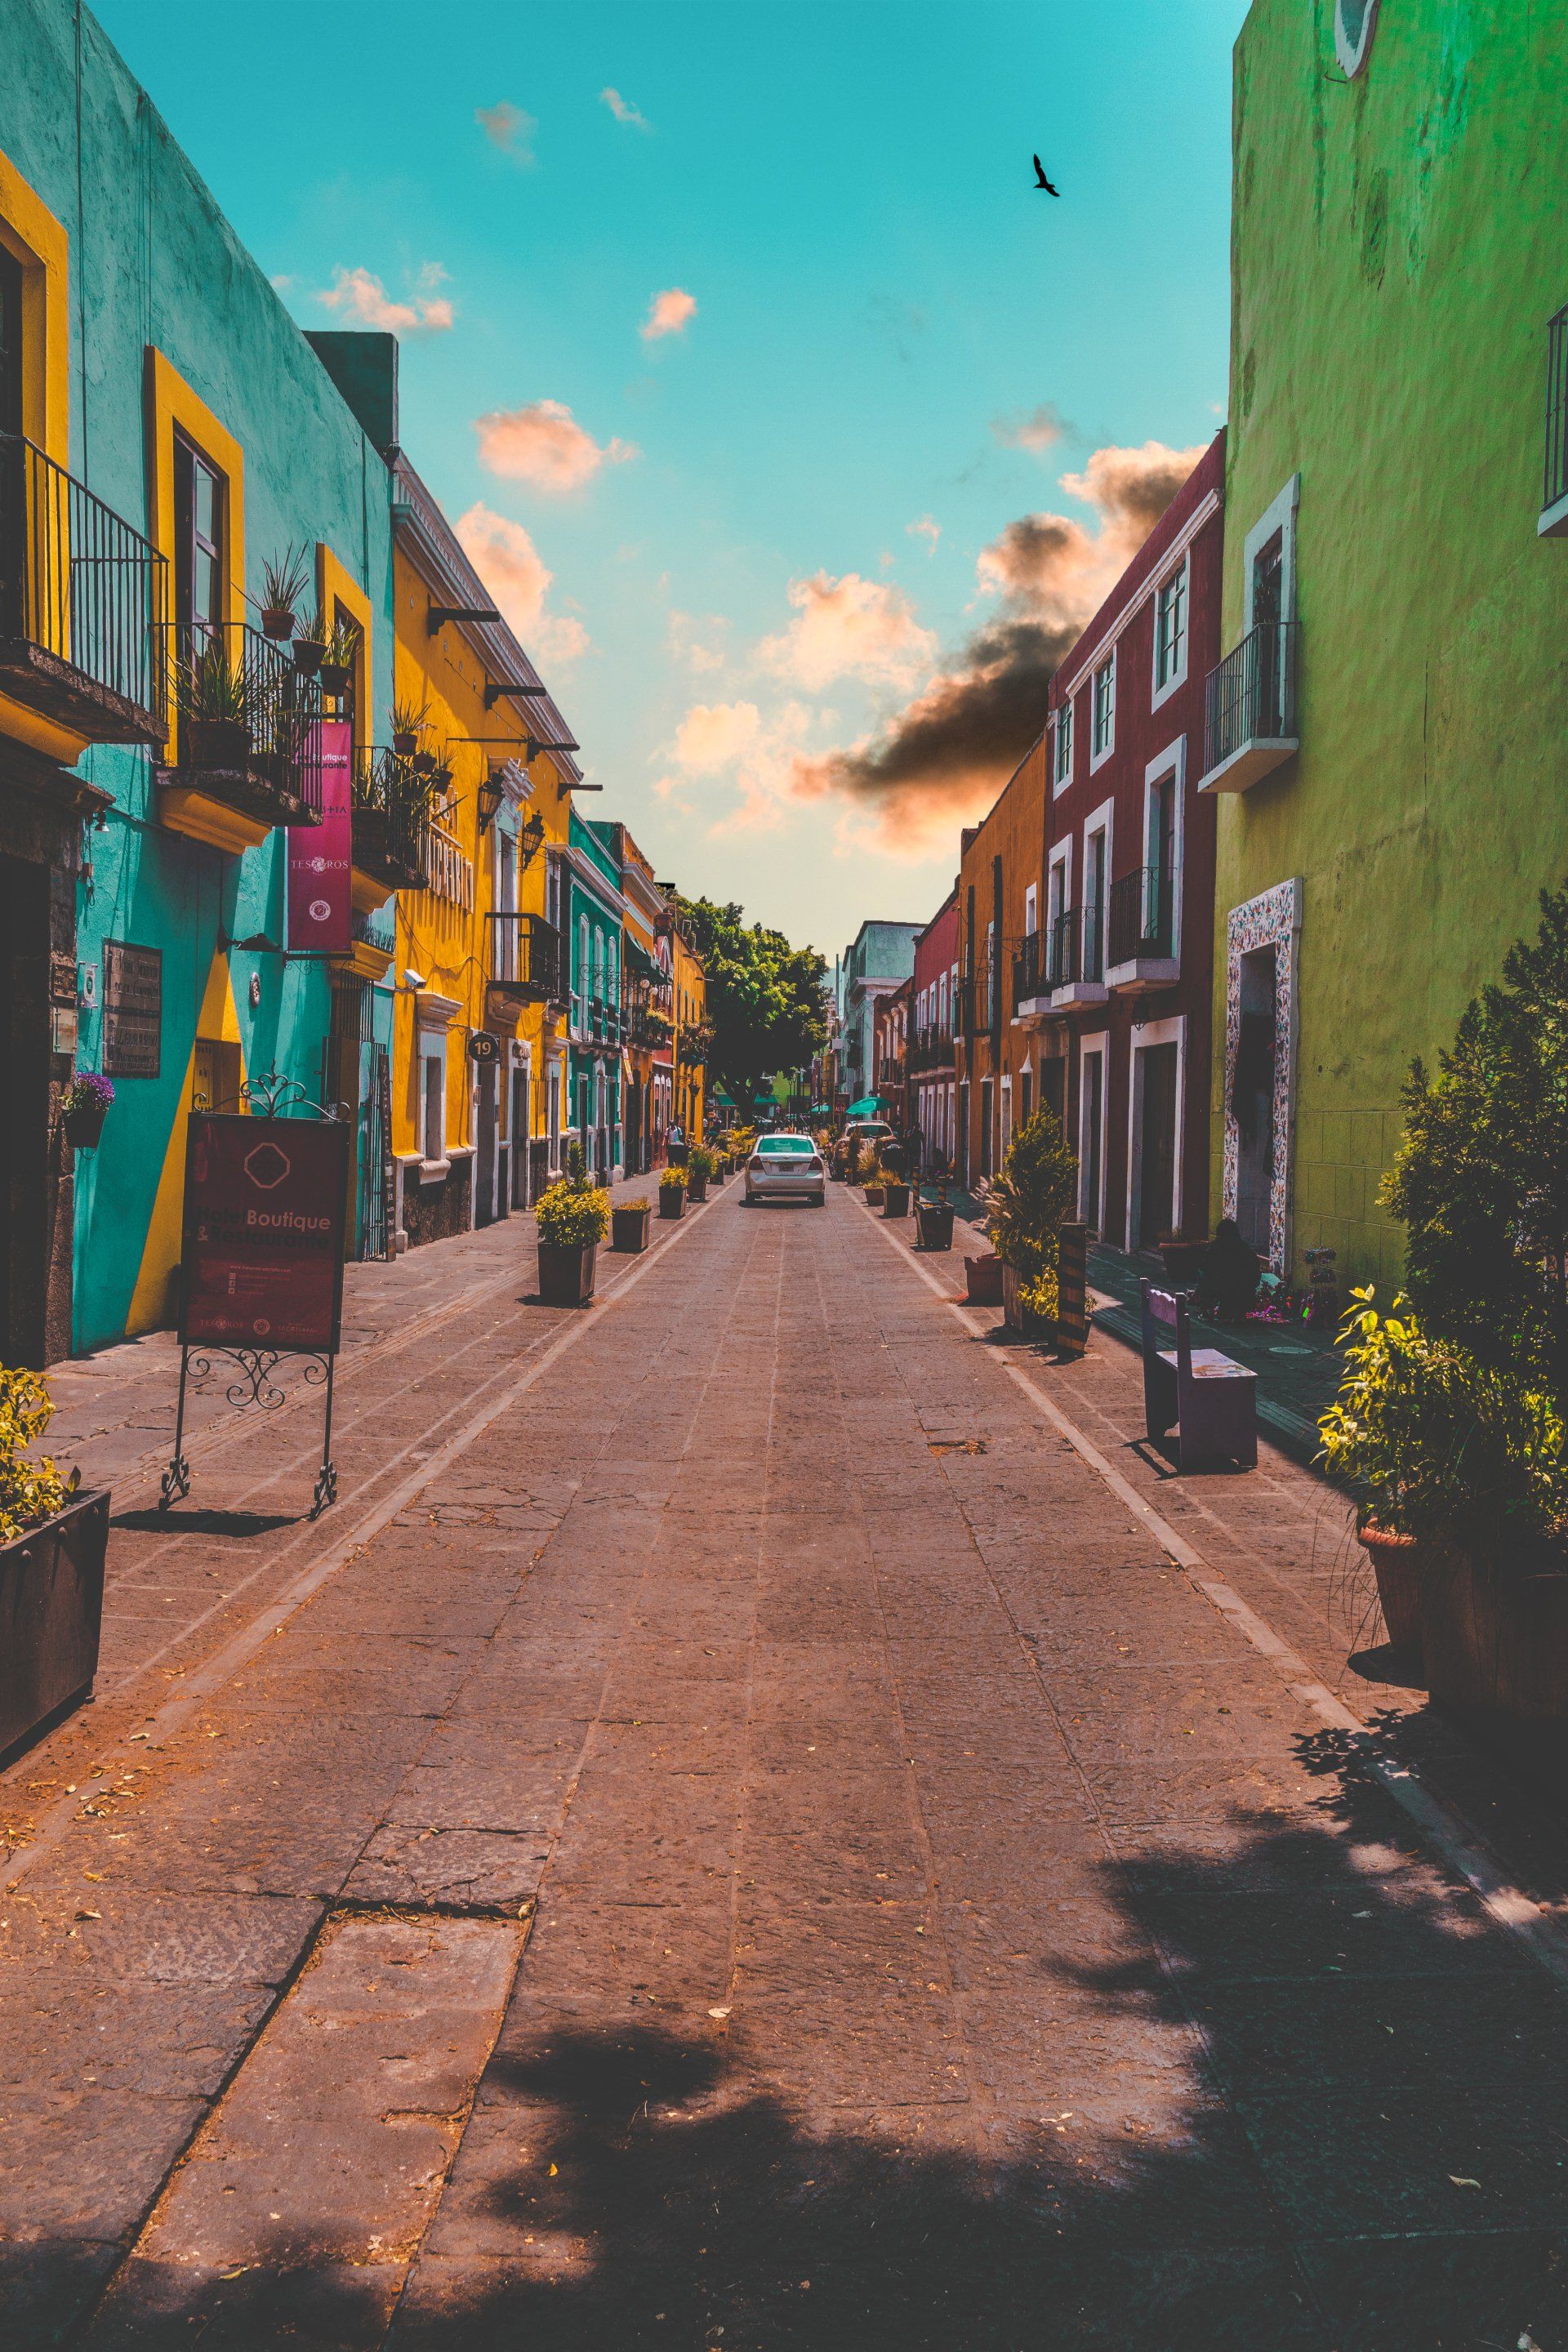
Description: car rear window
759,1138,813,1154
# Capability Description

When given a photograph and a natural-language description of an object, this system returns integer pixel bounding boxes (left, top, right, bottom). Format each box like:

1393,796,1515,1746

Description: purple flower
64,1071,115,1114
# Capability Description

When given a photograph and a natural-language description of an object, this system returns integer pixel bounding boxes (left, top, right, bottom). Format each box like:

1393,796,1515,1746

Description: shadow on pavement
109,1507,298,1538
23,1794,1568,2350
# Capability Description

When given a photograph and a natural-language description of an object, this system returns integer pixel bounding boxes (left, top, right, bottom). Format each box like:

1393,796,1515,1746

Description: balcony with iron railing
1106,865,1178,989
352,748,432,891
484,911,562,1027
1013,929,1049,1015
907,1023,955,1071
876,1054,904,1090
1049,902,1107,1004
158,621,325,845
1197,620,1298,794
0,430,168,748
1543,304,1568,537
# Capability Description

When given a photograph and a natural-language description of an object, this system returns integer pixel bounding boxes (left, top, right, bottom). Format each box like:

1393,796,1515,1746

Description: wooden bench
1138,1281,1258,1472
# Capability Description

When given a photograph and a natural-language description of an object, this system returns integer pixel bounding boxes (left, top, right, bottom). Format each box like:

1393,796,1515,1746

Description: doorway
1080,1045,1105,1232
511,1064,531,1207
1234,946,1277,1256
474,1057,498,1227
1135,1040,1179,1249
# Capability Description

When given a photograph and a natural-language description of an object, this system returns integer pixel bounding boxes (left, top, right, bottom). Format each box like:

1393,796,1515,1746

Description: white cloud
667,610,729,675
757,572,937,693
473,400,639,492
663,698,813,835
641,287,697,343
906,515,941,555
315,265,453,334
992,403,1070,455
455,503,590,667
476,101,537,163
600,87,650,130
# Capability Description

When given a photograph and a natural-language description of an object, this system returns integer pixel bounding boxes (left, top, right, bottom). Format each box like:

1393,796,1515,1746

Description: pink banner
287,717,352,954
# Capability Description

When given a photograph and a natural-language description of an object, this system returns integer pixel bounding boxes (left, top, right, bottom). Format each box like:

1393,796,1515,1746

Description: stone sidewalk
5,1183,1568,2347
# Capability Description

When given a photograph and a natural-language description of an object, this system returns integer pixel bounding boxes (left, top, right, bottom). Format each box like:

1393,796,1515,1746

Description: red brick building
909,886,960,1173
1024,432,1226,1249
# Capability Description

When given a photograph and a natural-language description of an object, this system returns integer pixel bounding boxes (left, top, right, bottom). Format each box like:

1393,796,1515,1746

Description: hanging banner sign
179,1114,349,1353
287,717,353,954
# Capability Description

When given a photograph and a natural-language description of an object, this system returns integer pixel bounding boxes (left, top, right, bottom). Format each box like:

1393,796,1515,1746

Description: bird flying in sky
1032,155,1060,195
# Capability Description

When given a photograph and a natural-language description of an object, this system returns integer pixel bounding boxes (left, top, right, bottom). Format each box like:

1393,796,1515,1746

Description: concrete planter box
0,1486,110,1764
881,1182,910,1218
611,1205,651,1254
864,1185,885,1207
659,1187,686,1219
965,1253,1004,1306
537,1242,598,1307
687,1170,709,1202
1419,1539,1568,1792
915,1201,954,1250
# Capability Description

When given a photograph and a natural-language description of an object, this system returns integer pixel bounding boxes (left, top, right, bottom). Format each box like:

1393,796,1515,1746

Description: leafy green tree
1381,884,1568,1382
675,897,828,1122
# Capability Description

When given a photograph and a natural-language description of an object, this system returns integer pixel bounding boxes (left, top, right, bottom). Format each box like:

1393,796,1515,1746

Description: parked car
744,1133,827,1207
836,1119,894,1176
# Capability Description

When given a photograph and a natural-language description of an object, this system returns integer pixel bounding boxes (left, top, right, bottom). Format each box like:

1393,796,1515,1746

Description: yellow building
662,900,708,1144
385,457,581,1247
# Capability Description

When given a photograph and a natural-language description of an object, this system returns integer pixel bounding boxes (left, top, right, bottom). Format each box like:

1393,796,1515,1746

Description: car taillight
749,1156,764,1171
808,1156,822,1170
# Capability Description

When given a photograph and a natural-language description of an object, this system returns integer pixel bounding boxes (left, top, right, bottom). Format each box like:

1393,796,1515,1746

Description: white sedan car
743,1133,827,1206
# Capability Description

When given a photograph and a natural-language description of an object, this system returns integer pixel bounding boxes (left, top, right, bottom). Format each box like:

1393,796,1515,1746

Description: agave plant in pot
534,1147,610,1307
174,634,252,769
659,1164,687,1219
318,615,359,701
391,695,428,760
0,1365,110,1761
255,545,310,642
982,1107,1076,1334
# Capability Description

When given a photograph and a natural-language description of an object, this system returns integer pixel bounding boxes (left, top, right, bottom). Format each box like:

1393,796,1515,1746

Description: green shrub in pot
982,1106,1076,1282
0,1365,77,1544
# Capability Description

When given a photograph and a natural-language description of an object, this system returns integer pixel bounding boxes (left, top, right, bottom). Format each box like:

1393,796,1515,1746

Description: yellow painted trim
157,785,270,856
126,953,248,1336
316,544,374,751
0,144,69,461
0,685,86,764
145,350,247,768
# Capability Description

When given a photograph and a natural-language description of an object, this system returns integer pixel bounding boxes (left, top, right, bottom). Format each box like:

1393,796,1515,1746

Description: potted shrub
175,635,251,769
860,1146,885,1205
255,546,309,641
61,1071,114,1151
686,1143,715,1202
659,1165,687,1219
612,1196,653,1253
292,608,328,679
983,1107,1077,1333
916,1187,954,1250
534,1156,610,1307
882,1171,911,1218
0,1365,109,1762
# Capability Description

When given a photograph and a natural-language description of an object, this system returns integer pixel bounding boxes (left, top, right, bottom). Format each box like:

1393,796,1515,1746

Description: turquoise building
1,0,395,1356
565,813,626,1178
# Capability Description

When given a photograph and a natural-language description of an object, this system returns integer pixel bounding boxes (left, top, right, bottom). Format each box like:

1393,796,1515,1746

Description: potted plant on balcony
318,617,359,700
60,1071,114,1152
255,546,310,642
292,608,328,679
686,1143,715,1202
659,1165,687,1218
174,636,251,769
982,1107,1077,1333
612,1195,653,1253
391,697,427,760
0,1365,110,1762
534,1149,610,1307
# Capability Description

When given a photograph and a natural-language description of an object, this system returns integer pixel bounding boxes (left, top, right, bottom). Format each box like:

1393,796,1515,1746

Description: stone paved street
6,1184,1568,2349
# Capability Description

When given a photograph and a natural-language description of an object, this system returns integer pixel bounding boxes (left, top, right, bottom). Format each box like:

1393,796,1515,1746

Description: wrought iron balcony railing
907,1024,955,1071
1047,908,1078,991
0,430,168,741
1545,303,1568,529
1201,621,1297,788
1013,929,1046,1010
352,748,432,886
485,911,561,1012
1107,866,1175,969
161,621,325,818
1047,903,1105,991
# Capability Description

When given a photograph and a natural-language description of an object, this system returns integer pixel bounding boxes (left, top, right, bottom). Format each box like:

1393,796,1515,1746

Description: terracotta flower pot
660,1187,685,1219
611,1205,650,1254
261,608,294,641
537,1241,597,1307
0,1487,109,1763
292,639,324,678
318,660,351,697
1357,1522,1424,1654
965,1252,1004,1306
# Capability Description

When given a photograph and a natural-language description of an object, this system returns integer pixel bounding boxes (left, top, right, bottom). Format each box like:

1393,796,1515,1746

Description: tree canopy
675,897,828,1118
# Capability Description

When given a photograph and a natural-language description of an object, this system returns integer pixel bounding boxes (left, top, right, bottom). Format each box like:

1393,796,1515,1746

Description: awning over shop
846,1095,886,1117
624,934,662,983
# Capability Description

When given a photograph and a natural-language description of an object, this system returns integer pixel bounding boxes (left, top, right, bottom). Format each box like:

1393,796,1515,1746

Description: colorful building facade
1210,0,1568,1281
836,920,920,1111
910,888,960,1173
566,813,625,1179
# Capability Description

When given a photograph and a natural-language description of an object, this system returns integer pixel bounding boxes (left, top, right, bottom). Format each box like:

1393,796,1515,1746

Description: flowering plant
535,1179,610,1248
659,1164,688,1192
62,1071,115,1116
0,1365,76,1544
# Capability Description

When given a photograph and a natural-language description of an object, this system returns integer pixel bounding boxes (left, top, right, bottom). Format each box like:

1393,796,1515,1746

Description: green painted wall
1214,0,1568,1289
2,0,395,1350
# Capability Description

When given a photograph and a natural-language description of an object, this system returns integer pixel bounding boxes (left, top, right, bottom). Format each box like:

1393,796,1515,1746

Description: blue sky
93,0,1247,959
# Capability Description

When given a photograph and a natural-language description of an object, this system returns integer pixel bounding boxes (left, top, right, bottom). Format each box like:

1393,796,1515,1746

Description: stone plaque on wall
103,942,163,1078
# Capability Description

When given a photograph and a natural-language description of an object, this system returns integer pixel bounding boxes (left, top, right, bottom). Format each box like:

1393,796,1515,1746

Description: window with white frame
1024,883,1038,937
1084,825,1107,980
1154,560,1187,697
1054,702,1074,791
1091,656,1116,762
577,915,590,1023
419,1031,447,1165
